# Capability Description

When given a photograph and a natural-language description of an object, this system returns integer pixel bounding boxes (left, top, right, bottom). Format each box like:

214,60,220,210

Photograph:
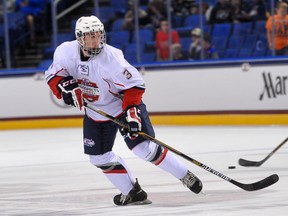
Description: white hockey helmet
75,15,106,57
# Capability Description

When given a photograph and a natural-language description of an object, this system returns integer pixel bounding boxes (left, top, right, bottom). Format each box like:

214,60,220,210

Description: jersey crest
78,78,100,102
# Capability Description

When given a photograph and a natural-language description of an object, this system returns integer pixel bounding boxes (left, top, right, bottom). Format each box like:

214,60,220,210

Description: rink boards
1,60,288,129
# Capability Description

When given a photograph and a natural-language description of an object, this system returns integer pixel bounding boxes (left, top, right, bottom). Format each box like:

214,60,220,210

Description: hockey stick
239,137,288,167
84,103,279,191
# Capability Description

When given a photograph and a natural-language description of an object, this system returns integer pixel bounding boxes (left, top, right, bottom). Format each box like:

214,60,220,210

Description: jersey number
123,69,132,80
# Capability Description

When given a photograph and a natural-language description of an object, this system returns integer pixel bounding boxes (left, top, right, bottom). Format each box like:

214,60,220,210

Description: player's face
83,32,101,49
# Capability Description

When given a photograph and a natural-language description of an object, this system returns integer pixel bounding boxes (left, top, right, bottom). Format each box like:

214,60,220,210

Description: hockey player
45,15,202,206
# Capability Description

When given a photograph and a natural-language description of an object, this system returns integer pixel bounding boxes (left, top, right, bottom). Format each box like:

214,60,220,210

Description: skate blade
129,199,152,205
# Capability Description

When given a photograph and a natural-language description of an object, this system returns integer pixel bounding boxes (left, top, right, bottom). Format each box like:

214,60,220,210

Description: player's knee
132,140,167,165
89,151,125,173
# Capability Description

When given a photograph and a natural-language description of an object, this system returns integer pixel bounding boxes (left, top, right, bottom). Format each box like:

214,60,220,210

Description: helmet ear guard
75,16,106,57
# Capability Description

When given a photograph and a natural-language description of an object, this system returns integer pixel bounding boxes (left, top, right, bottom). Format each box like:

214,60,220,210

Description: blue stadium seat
253,48,267,57
93,7,115,24
142,53,156,62
212,23,232,37
183,15,206,27
124,43,144,55
132,29,154,43
125,53,138,63
109,30,130,47
252,20,266,36
111,18,124,31
110,0,129,15
175,26,192,37
242,34,258,49
224,48,239,58
173,15,184,28
217,49,225,58
238,48,253,58
227,35,245,49
195,0,217,5
111,43,125,50
203,25,212,35
176,25,212,37
257,33,268,50
212,36,228,51
180,37,191,53
232,22,253,36
144,41,156,53
0,24,4,38
266,49,272,56
124,43,145,63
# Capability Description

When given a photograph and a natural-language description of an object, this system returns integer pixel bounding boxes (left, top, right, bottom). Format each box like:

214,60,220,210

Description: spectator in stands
231,0,252,23
171,0,198,16
0,0,15,13
189,28,219,60
247,0,267,21
155,18,181,61
15,0,45,47
146,0,167,29
209,0,234,24
266,1,288,56
122,0,151,31
172,43,185,60
231,0,267,23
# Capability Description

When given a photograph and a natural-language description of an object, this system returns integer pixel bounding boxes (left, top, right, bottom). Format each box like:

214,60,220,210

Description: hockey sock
156,150,188,179
132,141,188,179
89,152,134,195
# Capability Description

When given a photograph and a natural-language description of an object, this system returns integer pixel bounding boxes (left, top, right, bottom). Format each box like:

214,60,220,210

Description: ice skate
113,179,152,206
180,170,202,194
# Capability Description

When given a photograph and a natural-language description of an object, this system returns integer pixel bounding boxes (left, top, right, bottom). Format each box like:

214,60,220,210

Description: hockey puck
228,166,236,169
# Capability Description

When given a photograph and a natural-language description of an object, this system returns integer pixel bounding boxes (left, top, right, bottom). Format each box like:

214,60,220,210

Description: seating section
0,12,28,48
212,23,233,37
0,0,277,70
2,0,272,69
131,29,154,44
109,30,130,50
106,13,270,61
232,22,253,36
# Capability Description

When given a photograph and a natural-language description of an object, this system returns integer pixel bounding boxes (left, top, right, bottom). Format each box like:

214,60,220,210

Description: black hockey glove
121,106,142,140
57,76,83,110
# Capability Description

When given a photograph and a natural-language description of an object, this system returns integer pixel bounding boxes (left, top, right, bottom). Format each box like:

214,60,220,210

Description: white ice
0,126,287,216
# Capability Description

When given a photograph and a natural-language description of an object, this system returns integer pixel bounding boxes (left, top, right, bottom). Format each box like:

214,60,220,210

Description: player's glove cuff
123,106,142,140
57,76,83,110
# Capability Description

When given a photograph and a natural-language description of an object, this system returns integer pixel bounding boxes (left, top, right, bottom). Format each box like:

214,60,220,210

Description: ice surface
0,126,287,216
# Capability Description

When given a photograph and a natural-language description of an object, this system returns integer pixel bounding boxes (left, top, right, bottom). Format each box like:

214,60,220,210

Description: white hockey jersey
45,41,145,121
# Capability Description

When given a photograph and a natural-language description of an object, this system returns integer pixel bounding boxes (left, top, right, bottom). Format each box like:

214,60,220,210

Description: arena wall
1,60,288,129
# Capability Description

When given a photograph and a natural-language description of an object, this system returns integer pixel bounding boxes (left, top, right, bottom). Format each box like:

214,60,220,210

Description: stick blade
238,158,262,167
236,174,279,191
